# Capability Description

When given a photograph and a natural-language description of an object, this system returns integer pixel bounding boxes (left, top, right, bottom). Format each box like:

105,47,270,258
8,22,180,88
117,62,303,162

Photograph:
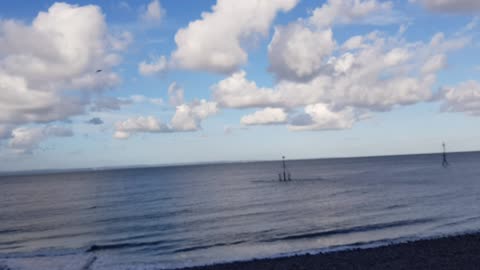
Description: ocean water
1,152,480,269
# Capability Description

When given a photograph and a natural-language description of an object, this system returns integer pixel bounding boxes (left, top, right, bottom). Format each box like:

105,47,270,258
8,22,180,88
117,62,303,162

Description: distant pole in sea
442,142,449,168
278,155,292,181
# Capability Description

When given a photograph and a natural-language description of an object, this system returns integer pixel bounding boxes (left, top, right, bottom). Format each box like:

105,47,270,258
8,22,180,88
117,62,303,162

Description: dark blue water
1,153,480,269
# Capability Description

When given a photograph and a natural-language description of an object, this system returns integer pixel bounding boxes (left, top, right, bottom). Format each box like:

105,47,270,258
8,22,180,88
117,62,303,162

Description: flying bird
96,69,102,73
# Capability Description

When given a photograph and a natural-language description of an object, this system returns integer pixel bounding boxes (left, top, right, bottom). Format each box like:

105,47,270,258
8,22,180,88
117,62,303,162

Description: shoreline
176,232,480,270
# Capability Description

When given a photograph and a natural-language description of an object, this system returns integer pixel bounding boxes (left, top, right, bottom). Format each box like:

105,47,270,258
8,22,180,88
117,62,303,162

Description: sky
1,0,480,172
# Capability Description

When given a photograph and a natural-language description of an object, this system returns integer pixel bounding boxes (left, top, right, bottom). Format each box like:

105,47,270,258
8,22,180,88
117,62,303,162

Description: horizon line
1,149,478,177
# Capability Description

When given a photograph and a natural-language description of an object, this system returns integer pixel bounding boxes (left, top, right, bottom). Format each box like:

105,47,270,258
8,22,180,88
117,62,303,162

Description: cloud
168,82,185,106
171,100,219,131
141,0,165,22
241,108,288,125
220,1,469,131
212,70,280,108
0,73,87,123
114,100,218,138
90,95,165,112
438,80,480,116
213,28,469,129
0,3,123,129
86,117,104,125
114,116,171,139
138,55,168,76
8,126,73,154
309,0,394,29
411,0,480,13
421,54,447,74
214,57,432,112
170,0,298,73
288,104,357,131
91,97,132,112
268,23,336,81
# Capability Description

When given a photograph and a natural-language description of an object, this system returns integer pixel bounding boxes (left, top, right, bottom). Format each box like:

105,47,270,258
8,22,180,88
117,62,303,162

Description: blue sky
1,0,480,171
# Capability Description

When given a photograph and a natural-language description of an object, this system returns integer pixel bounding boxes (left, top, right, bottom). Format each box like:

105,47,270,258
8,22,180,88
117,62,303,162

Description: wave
86,239,169,252
164,230,480,270
173,240,247,253
0,247,81,259
86,239,248,254
94,208,193,225
3,229,480,270
383,204,408,210
433,215,480,229
0,240,21,247
0,229,20,235
87,218,436,255
262,218,437,243
0,263,11,270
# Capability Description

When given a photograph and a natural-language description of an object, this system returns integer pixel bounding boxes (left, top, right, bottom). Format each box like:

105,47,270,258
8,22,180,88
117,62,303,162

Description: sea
1,152,480,270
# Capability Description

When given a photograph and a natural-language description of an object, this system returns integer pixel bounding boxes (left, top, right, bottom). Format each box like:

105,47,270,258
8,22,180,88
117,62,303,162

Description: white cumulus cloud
0,2,123,132
171,0,298,73
241,108,288,125
268,23,336,81
288,104,357,131
8,126,73,154
171,100,219,131
114,116,171,139
438,80,480,116
213,28,469,130
212,70,281,108
114,81,219,138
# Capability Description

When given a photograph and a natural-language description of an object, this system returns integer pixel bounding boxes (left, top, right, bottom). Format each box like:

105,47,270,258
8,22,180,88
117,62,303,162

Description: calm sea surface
1,153,480,269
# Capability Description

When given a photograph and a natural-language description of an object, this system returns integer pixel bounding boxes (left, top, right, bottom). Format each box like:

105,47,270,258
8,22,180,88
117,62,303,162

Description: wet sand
179,233,480,270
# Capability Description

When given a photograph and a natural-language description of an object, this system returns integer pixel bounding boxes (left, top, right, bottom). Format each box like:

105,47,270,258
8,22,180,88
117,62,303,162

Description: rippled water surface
1,153,480,269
